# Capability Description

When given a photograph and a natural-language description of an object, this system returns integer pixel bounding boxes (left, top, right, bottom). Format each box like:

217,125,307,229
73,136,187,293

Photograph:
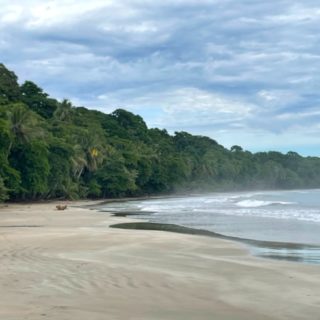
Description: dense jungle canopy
1,63,320,202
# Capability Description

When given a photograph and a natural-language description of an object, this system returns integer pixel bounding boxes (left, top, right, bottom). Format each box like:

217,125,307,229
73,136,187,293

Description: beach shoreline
0,200,319,319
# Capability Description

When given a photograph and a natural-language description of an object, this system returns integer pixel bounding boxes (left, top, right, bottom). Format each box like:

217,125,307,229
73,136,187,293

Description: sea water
101,189,320,264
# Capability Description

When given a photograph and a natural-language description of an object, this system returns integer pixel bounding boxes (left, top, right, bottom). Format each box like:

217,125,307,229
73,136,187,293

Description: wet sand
110,221,320,263
0,201,319,320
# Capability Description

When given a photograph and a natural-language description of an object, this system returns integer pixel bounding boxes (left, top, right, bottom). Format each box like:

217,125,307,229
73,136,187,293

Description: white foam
214,208,320,223
235,200,294,208
203,198,229,204
101,190,320,224
140,205,164,212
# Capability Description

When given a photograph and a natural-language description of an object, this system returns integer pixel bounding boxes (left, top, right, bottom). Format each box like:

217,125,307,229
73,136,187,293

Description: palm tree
71,132,107,179
6,104,38,156
71,144,87,179
53,99,73,121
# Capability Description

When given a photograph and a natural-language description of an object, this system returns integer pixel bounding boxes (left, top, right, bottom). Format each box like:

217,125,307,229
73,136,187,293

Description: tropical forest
1,63,320,202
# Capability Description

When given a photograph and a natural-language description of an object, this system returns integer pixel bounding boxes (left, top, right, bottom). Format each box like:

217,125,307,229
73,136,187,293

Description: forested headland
1,63,320,202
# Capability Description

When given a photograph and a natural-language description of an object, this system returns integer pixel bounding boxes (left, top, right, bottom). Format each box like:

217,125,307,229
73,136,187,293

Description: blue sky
1,0,320,156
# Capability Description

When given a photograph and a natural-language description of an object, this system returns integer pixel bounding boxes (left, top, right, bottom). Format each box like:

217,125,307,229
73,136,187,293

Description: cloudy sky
1,0,320,155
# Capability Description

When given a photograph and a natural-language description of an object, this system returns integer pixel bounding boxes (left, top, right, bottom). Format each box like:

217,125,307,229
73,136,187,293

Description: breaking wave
235,200,295,208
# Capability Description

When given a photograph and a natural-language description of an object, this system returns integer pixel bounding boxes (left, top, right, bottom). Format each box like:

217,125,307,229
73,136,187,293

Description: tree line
1,63,320,202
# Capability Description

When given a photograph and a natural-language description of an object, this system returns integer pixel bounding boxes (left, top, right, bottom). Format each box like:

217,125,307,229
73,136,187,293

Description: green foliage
0,176,8,202
10,141,50,199
46,139,74,198
111,108,149,142
231,145,243,153
96,156,137,197
20,81,57,118
0,117,10,155
53,99,73,121
0,113,22,196
87,178,102,198
7,103,39,146
0,63,320,202
0,63,21,104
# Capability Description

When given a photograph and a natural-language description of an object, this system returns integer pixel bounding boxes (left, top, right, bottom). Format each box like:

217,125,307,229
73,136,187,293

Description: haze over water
102,189,320,264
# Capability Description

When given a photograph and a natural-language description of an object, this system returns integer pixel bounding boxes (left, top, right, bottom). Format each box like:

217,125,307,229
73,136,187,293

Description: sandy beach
0,201,319,320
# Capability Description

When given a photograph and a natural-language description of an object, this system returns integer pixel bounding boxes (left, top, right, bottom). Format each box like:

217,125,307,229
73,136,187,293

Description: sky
1,0,320,156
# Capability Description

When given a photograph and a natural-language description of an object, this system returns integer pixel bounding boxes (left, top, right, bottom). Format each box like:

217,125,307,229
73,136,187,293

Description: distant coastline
2,63,320,204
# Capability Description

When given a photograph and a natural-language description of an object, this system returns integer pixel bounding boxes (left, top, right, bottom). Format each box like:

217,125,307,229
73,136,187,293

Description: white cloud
161,88,253,116
257,90,300,107
1,0,320,155
267,6,320,24
276,108,320,120
258,90,277,101
96,87,255,131
0,5,23,24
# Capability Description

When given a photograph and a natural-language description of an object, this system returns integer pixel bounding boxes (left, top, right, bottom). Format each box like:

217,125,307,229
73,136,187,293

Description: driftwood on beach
56,204,67,211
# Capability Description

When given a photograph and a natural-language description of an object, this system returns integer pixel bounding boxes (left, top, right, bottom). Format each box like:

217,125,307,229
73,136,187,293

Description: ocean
100,189,320,264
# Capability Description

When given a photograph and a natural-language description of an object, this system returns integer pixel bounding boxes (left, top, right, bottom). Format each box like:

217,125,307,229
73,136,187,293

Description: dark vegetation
1,63,320,202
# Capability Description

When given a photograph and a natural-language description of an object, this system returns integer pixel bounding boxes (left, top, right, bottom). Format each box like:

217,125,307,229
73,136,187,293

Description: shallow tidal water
100,189,320,264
